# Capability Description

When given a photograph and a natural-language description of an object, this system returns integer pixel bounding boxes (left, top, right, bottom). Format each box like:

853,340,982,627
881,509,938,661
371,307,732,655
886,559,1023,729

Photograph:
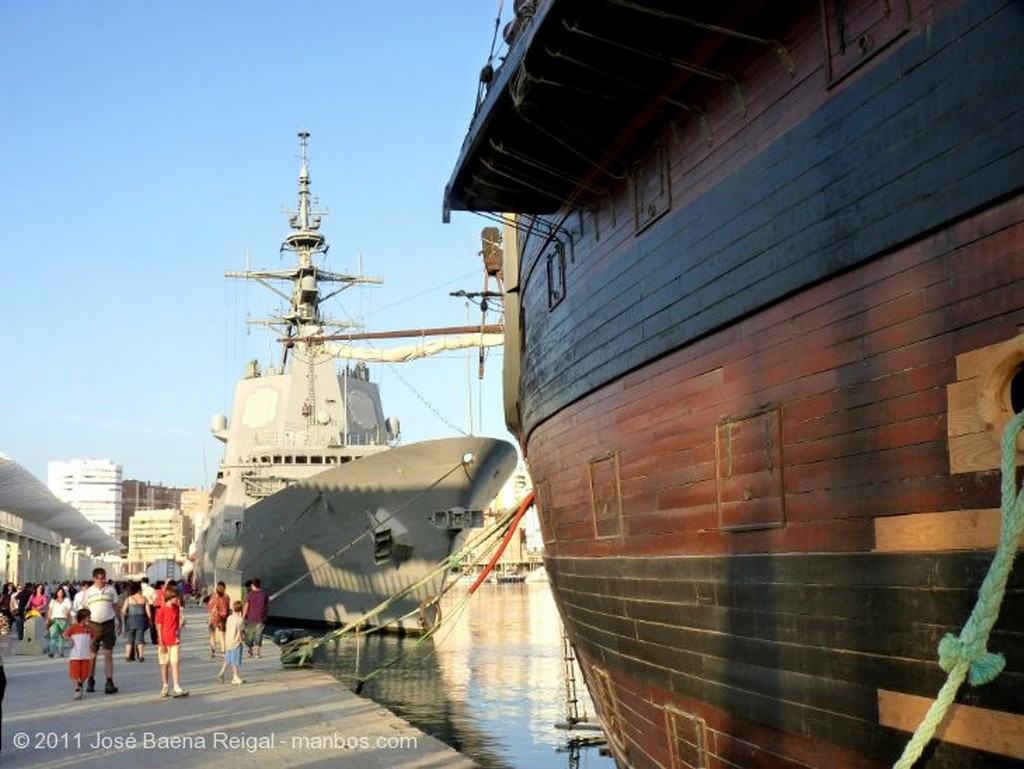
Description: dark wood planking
503,3,1024,766
517,1,1024,437
528,199,1021,556
550,551,1023,767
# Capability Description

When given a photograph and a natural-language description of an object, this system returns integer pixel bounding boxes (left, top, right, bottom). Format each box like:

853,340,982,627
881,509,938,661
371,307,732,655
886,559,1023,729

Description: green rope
278,502,521,666
892,410,1024,768
348,508,528,689
268,457,473,605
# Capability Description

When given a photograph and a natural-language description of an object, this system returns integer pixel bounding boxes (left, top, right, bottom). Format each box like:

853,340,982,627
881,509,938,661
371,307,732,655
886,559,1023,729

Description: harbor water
298,580,616,769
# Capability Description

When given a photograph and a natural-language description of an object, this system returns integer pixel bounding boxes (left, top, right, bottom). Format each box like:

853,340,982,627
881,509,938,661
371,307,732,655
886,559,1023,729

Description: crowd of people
0,569,271,700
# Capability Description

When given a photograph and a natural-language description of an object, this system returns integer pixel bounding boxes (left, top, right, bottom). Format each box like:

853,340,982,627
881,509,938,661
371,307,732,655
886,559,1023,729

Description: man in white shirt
82,568,122,694
71,579,91,614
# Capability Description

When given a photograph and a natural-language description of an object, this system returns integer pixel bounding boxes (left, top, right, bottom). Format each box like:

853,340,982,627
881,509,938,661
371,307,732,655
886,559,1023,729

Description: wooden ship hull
445,1,1024,767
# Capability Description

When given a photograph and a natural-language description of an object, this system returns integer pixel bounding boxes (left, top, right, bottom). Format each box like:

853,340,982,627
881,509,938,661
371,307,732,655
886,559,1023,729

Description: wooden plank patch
878,689,1024,759
874,509,1008,552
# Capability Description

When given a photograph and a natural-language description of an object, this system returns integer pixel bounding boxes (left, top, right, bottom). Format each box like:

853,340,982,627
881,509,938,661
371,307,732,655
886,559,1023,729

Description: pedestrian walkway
1,605,476,768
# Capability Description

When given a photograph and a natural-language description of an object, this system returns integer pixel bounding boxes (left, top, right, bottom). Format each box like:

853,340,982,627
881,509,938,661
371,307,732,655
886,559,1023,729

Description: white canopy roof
0,455,124,554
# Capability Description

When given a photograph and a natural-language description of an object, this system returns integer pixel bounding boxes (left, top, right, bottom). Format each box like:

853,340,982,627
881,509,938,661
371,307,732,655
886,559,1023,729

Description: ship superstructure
202,133,516,626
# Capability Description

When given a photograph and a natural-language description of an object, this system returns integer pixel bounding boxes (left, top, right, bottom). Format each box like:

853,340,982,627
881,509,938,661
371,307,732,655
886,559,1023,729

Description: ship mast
225,131,382,368
282,129,330,340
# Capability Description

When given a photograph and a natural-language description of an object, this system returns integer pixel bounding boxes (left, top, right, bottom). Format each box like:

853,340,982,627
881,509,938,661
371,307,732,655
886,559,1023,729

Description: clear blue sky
0,1,515,489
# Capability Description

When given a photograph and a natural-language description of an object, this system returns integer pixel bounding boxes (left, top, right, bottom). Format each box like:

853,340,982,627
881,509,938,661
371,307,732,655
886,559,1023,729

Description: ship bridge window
296,455,307,464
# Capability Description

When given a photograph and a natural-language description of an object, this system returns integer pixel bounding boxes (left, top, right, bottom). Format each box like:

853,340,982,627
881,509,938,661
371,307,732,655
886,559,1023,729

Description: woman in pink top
27,584,49,616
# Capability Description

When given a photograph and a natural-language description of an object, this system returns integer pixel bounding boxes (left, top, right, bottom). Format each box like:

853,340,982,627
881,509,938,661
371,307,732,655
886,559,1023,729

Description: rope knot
894,411,1024,768
938,633,1006,685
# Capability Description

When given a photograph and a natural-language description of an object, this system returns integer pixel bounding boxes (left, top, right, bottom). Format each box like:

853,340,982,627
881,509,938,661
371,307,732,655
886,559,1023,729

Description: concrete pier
0,605,476,768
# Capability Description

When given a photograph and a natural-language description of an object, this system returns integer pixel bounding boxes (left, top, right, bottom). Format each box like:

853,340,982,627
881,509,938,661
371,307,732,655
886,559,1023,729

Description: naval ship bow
201,132,517,628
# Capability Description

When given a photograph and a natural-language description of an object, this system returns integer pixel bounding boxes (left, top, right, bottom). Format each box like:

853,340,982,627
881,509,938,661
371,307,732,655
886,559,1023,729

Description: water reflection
308,582,615,769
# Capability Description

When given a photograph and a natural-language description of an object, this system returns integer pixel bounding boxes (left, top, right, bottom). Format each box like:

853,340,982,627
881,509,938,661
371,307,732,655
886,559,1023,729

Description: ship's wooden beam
873,509,1023,552
878,689,1024,759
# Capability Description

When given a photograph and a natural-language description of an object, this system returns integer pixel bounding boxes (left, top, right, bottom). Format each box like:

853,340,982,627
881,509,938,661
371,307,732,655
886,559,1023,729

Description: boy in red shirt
155,585,188,698
64,608,97,699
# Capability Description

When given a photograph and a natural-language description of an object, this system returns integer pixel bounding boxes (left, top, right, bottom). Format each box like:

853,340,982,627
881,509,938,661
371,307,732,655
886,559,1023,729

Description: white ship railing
251,430,387,450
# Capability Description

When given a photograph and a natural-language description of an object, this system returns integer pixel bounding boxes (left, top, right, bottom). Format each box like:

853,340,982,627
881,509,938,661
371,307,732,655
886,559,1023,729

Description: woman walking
121,581,151,663
206,582,230,658
45,586,72,657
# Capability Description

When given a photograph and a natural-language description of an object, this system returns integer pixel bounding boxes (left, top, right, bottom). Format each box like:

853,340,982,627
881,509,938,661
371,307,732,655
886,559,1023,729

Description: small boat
495,572,527,585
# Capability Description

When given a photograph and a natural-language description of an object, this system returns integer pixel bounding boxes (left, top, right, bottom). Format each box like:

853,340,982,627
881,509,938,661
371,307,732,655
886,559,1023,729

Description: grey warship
200,132,517,628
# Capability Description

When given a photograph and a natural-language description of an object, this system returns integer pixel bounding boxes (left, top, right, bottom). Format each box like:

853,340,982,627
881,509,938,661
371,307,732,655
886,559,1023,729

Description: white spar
324,333,504,363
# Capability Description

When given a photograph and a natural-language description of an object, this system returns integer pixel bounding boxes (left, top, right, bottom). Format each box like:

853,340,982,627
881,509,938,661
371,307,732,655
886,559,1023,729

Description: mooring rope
349,495,536,692
892,410,1024,768
348,493,536,691
267,456,473,605
467,490,535,593
279,497,527,668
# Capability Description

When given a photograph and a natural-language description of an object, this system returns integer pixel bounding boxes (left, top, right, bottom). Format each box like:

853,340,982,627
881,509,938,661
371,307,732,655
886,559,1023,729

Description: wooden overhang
443,0,778,217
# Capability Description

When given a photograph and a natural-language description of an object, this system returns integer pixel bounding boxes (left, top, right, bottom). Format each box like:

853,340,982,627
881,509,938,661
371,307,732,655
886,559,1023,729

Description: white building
48,459,123,541
126,508,191,574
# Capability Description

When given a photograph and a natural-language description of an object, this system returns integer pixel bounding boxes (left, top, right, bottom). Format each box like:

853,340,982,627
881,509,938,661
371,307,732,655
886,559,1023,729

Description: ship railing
251,429,387,450
342,430,389,447
251,430,310,449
